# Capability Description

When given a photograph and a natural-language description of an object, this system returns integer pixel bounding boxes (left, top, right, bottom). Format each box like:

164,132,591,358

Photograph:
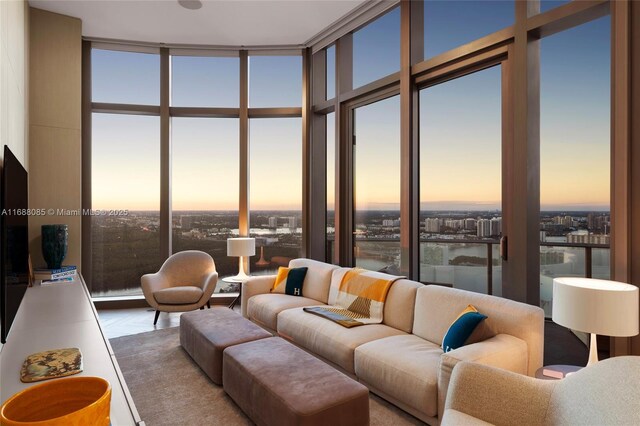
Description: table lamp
552,277,639,366
227,237,255,282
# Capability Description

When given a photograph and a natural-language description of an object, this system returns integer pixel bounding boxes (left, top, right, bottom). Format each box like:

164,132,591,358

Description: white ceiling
28,0,367,46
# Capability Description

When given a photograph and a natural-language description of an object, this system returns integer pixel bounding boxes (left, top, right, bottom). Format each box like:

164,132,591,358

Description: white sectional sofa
241,258,544,425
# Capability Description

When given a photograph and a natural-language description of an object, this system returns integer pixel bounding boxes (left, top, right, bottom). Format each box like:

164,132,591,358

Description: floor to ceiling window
247,55,303,274
419,66,502,295
539,16,611,316
352,95,401,274
90,49,161,297
87,48,302,296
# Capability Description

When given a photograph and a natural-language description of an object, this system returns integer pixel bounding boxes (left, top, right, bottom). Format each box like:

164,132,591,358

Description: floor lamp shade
552,277,639,365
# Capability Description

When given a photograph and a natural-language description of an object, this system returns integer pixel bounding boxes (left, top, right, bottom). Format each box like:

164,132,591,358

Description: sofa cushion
277,307,406,373
289,258,339,304
154,286,203,305
354,334,443,418
382,279,422,333
247,294,323,331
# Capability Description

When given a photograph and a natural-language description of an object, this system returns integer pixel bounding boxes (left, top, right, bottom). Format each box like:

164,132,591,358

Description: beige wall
0,0,29,169
28,8,81,270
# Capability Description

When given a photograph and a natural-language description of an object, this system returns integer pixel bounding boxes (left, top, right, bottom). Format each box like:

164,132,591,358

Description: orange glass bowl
0,376,111,426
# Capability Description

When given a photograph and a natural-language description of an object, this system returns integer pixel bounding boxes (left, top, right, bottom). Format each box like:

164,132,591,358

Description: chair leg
200,306,204,310
153,310,160,325
207,301,211,309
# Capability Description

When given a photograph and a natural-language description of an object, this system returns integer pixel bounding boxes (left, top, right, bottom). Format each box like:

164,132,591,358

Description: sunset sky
91,2,610,212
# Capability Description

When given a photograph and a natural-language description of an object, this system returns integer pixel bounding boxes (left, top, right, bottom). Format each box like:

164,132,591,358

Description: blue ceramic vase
42,225,68,269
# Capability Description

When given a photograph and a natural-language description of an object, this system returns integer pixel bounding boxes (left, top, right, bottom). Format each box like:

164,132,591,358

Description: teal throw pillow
442,305,488,353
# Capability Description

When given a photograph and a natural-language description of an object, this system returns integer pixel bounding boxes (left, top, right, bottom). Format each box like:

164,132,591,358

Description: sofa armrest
441,362,554,426
437,334,528,420
241,275,276,317
141,272,169,309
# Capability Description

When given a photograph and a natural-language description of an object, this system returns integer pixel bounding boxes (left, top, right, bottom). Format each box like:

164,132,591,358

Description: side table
220,276,249,310
535,364,582,380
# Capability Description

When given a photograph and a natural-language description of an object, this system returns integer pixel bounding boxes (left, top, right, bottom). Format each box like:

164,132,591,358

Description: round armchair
141,250,219,325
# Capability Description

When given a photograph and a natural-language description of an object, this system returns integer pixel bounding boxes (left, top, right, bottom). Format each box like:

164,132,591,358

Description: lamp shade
552,277,639,337
227,237,255,257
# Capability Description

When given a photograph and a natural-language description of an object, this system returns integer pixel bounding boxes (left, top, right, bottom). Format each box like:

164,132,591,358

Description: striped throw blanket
304,268,402,328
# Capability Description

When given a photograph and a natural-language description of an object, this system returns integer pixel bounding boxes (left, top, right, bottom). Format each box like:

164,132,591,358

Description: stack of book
34,266,77,285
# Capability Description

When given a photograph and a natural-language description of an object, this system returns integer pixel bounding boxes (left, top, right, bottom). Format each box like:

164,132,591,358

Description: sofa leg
200,306,204,310
207,301,211,309
153,310,160,325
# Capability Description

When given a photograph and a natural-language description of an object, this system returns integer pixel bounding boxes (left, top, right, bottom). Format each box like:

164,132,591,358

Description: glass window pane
353,8,400,88
171,56,239,107
249,118,302,274
91,114,161,297
540,245,585,316
353,95,400,274
419,66,502,291
249,56,302,107
420,242,490,294
92,49,160,105
326,45,336,100
326,112,335,261
424,1,513,59
540,16,611,314
171,118,239,285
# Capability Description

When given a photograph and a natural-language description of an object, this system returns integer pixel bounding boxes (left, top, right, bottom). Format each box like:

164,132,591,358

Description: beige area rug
111,327,424,426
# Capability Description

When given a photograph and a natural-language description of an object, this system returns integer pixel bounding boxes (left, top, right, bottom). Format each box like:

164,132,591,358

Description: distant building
587,213,610,233
567,231,610,245
181,215,195,230
382,218,400,227
268,217,278,227
477,219,491,237
424,218,441,233
464,218,477,230
540,230,547,242
490,217,502,237
444,219,463,230
553,215,573,228
287,217,298,228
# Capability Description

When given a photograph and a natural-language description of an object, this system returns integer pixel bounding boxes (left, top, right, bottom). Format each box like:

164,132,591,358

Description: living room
1,0,639,425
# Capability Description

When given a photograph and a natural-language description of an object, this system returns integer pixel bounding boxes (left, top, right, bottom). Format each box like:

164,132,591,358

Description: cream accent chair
141,250,218,325
441,356,640,426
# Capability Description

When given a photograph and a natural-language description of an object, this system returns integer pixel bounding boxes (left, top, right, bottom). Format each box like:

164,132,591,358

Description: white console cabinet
0,275,143,425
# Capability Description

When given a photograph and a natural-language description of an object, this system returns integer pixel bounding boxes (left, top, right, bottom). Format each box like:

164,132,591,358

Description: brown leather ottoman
223,337,370,426
180,307,272,384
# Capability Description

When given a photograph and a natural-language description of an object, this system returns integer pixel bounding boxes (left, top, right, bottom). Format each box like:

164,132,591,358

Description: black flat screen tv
1,145,29,344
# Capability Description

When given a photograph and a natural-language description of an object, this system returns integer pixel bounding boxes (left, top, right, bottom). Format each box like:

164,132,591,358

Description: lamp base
227,256,250,282
587,333,599,366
